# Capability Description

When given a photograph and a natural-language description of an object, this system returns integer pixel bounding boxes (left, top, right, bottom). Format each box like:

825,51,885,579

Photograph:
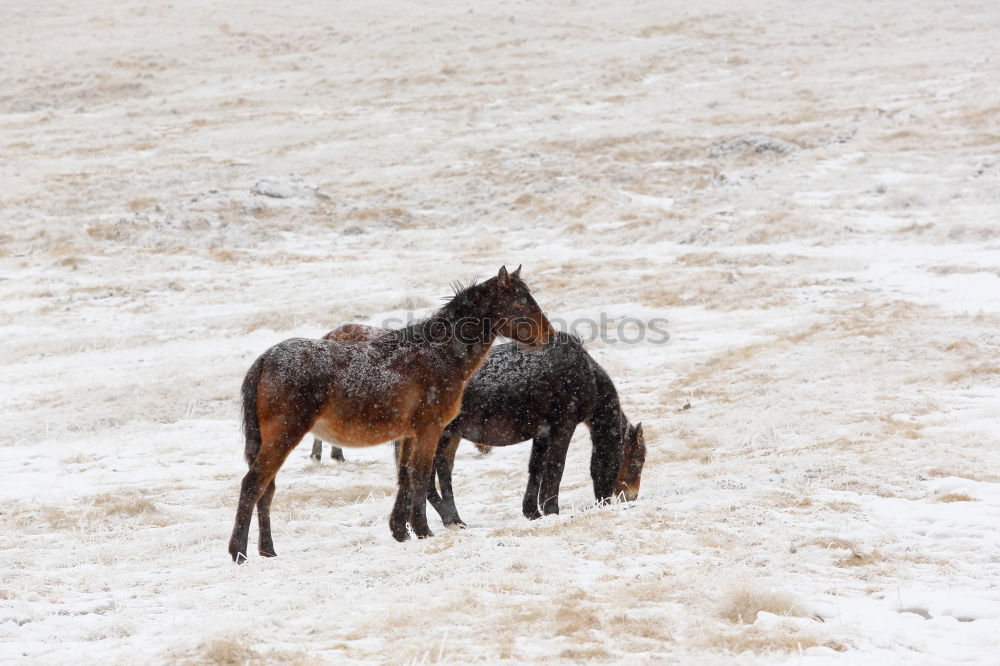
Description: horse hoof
391,527,410,542
259,548,277,558
415,529,434,539
229,541,248,563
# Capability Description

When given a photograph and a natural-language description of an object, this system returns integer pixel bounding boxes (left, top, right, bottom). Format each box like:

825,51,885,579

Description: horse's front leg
537,421,577,516
431,432,466,527
523,429,550,519
389,436,416,542
390,426,440,541
425,433,449,523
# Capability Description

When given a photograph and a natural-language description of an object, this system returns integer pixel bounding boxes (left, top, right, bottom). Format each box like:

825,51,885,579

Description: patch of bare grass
707,622,845,655
276,484,393,509
719,584,808,624
91,491,158,517
945,362,1000,384
936,492,977,503
835,548,885,568
797,536,857,552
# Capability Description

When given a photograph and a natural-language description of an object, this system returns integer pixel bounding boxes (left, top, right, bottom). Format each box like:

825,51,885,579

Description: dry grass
835,549,885,568
945,362,1000,384
797,536,857,551
345,206,413,227
927,265,1000,277
554,601,604,638
196,638,260,666
275,484,394,510
719,584,808,624
707,622,845,655
91,491,158,516
2,490,163,533
184,637,319,665
936,492,977,503
924,467,1000,483
559,646,613,660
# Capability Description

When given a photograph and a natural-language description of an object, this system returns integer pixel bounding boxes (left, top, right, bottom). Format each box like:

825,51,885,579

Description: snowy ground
2,0,1000,663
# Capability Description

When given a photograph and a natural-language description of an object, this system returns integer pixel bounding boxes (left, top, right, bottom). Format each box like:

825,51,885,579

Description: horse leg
256,479,277,557
432,433,465,527
310,438,322,461
391,427,440,541
229,426,299,563
522,430,550,520
537,421,577,516
330,445,345,461
408,427,440,539
425,433,449,523
389,437,417,542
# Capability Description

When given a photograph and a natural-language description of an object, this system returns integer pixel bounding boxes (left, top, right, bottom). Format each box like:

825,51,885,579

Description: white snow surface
2,0,1000,663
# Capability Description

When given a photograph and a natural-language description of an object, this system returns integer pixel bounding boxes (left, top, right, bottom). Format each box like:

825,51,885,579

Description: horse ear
498,265,512,288
635,423,643,438
512,264,522,278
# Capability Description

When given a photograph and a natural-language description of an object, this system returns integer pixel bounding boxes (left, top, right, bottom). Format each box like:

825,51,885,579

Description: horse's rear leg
431,433,465,527
310,438,345,462
257,480,277,557
229,430,299,563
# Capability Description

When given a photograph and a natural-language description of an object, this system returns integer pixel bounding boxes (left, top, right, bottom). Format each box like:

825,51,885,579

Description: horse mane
388,275,528,344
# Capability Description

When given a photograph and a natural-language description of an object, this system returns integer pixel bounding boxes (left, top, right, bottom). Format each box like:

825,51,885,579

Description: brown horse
228,266,555,562
325,326,646,527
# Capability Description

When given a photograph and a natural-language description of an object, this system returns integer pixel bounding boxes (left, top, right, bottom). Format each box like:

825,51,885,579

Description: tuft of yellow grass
275,484,394,510
945,363,1000,384
719,585,807,624
936,492,977,503
707,623,846,655
797,536,856,552
199,638,259,665
835,549,885,568
91,491,158,516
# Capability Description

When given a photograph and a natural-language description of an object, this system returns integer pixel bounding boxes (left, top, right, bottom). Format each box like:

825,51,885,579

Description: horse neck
586,362,626,497
450,335,496,383
397,309,500,383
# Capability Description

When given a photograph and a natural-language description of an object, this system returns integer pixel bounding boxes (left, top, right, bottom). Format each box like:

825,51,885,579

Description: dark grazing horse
325,325,646,527
228,266,555,562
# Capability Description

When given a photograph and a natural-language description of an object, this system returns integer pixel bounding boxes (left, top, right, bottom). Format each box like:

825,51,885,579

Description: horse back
452,337,598,444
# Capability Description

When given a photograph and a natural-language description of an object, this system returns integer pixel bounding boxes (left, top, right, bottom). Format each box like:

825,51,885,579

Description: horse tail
240,355,266,465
